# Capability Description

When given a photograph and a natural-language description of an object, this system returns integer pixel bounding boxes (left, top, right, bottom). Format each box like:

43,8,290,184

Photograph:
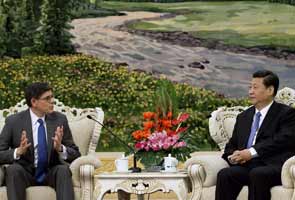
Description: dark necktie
35,119,48,183
247,112,261,148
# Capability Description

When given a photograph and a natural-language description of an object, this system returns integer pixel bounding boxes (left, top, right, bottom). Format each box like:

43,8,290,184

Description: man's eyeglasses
39,95,54,102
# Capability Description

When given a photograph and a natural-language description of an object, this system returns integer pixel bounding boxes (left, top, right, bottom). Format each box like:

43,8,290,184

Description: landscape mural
0,0,295,151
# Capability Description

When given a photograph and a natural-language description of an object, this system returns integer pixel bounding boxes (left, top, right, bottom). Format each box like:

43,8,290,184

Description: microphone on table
87,115,141,173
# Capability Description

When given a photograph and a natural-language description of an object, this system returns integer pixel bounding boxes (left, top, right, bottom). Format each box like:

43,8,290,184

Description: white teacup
115,157,129,172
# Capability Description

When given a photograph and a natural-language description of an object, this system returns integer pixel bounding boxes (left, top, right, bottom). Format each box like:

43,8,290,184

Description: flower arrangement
133,111,189,152
131,80,191,169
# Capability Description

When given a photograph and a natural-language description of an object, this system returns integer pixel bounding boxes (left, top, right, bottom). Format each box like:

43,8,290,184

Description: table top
95,170,188,179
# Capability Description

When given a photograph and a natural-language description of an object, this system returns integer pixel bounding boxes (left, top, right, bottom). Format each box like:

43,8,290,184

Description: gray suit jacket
0,109,81,174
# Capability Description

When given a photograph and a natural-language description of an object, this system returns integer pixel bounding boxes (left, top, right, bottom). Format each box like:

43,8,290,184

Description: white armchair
0,99,104,200
185,87,295,200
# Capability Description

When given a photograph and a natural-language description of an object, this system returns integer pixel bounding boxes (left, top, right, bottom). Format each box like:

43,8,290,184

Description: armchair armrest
281,155,295,188
70,154,101,200
70,154,101,187
185,153,229,187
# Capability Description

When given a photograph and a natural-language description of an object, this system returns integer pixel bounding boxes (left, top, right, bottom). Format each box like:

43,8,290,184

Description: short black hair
25,82,52,107
253,70,279,96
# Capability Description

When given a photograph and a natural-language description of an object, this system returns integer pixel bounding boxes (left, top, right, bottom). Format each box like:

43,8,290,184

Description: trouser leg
46,164,74,200
248,166,281,200
215,166,249,200
5,163,34,200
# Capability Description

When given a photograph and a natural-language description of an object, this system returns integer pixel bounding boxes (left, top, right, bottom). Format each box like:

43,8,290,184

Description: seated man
215,70,295,200
0,82,81,200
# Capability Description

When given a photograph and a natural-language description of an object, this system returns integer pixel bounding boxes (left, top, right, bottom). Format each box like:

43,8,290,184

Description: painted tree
18,0,37,55
0,0,38,57
0,0,8,57
34,0,75,55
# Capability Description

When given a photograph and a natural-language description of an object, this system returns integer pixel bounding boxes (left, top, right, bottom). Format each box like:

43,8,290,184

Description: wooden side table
94,171,190,200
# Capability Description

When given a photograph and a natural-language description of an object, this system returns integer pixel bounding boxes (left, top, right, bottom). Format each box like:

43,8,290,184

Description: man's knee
6,164,25,176
217,167,231,180
55,165,72,177
249,168,269,183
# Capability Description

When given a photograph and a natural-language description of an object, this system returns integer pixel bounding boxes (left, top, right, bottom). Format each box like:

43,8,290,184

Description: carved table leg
172,179,189,200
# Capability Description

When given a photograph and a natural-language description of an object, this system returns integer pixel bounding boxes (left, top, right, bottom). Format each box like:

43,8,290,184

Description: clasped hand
229,149,252,164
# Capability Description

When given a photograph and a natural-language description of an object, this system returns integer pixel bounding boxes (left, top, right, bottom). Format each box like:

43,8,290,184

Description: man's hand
52,126,63,152
16,130,31,157
230,149,252,164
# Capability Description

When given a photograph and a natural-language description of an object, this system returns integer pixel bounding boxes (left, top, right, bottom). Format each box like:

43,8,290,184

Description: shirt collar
29,108,45,126
255,101,274,117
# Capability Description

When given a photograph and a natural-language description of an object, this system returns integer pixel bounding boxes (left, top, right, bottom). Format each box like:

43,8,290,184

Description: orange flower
132,130,143,140
143,112,155,120
142,130,151,139
162,119,172,129
143,121,154,130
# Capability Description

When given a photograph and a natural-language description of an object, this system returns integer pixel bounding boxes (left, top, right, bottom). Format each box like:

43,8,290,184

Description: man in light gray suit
0,82,81,200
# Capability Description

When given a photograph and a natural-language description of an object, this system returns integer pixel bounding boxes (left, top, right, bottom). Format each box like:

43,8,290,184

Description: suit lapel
45,115,55,163
242,106,255,148
23,109,34,157
256,101,278,137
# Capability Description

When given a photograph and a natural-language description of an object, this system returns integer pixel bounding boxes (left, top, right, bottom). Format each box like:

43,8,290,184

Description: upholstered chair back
209,87,295,151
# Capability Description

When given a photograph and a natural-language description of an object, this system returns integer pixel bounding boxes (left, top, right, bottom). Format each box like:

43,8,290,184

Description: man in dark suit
215,70,295,200
0,82,81,200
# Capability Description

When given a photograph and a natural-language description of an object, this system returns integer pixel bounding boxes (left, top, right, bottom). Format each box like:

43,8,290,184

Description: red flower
167,111,173,119
143,112,155,120
162,120,172,129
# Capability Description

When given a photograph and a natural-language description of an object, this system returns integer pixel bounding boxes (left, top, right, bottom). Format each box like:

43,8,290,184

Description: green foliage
0,0,76,58
32,0,43,21
0,55,248,152
0,0,22,57
0,4,7,57
34,0,74,55
153,80,178,118
19,0,37,56
0,0,38,57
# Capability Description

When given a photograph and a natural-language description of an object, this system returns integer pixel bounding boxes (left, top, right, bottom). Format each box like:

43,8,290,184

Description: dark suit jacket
222,101,295,168
0,109,81,175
